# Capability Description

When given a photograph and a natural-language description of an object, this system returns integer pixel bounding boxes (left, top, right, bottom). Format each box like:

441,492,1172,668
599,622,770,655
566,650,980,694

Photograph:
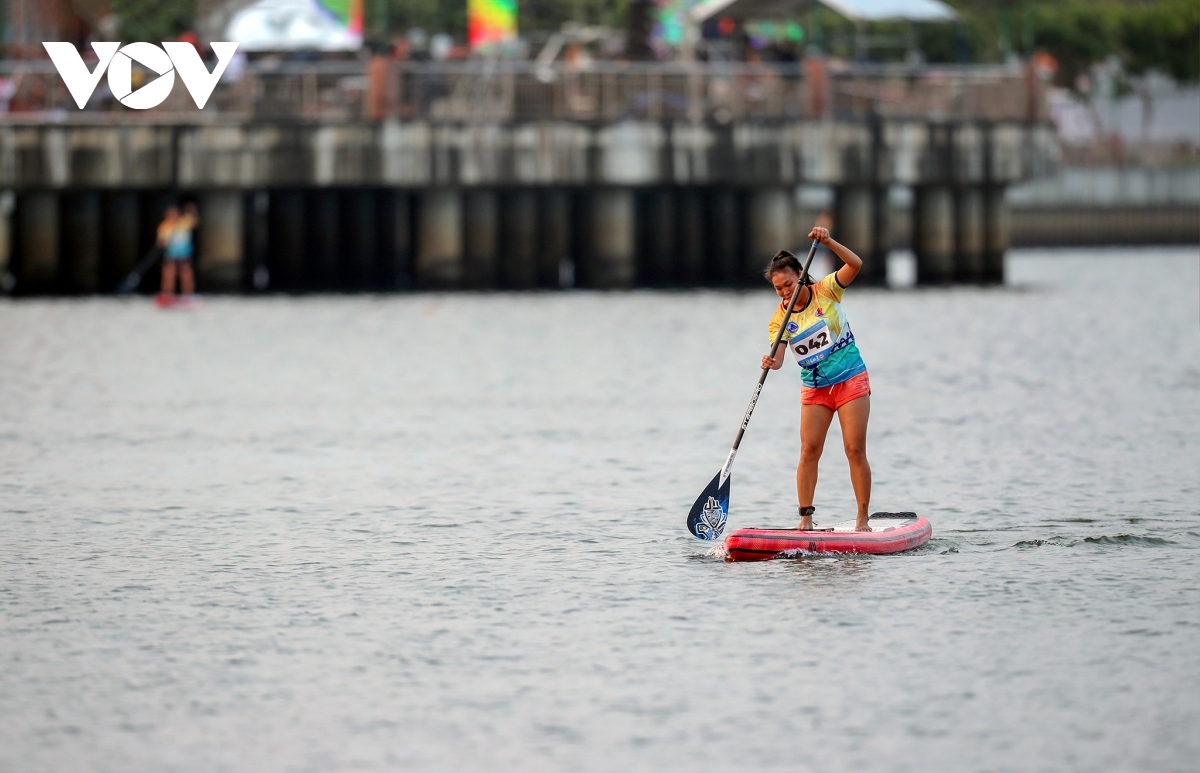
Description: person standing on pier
158,203,199,298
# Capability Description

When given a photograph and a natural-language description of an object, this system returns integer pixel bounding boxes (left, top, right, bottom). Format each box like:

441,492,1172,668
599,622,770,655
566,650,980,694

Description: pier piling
955,187,986,282
18,192,59,292
584,189,636,289
537,189,570,289
417,189,463,289
914,185,956,284
747,188,792,283
706,188,739,286
63,191,101,294
501,189,538,290
463,190,498,290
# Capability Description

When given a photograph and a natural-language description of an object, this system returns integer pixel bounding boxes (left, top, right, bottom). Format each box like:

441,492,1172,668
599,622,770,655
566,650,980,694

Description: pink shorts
801,371,871,410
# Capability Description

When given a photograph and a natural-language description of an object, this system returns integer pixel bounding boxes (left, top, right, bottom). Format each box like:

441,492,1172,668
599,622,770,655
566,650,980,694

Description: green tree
935,1,1199,84
112,0,196,43
385,0,464,38
1029,1,1120,87
1120,0,1199,80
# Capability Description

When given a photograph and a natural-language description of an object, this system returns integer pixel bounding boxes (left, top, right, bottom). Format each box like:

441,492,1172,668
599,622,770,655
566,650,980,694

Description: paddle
115,245,162,294
686,239,820,540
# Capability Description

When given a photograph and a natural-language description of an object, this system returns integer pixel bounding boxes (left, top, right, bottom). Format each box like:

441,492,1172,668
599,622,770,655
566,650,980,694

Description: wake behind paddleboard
724,512,931,562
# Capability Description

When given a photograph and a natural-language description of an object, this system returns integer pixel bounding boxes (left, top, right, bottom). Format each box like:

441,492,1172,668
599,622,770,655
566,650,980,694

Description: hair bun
763,250,803,280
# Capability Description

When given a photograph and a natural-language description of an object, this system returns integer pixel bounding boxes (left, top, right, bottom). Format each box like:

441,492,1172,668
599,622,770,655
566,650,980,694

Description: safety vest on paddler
767,272,867,388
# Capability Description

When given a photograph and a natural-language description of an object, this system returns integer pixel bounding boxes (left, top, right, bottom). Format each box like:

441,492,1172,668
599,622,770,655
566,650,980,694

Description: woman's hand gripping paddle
686,240,819,540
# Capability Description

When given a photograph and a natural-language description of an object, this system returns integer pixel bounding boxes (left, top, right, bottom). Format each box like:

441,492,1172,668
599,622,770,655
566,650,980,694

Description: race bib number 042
790,320,834,368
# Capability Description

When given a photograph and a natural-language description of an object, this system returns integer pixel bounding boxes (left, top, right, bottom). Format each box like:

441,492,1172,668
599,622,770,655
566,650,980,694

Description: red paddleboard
724,513,931,562
155,293,203,310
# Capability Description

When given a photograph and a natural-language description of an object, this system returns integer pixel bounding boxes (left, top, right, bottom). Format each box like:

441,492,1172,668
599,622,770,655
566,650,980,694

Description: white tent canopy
691,0,957,24
225,0,362,52
818,0,956,22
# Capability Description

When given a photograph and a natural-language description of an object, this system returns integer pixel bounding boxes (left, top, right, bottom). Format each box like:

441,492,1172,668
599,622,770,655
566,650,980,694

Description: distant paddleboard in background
154,293,204,310
723,513,931,562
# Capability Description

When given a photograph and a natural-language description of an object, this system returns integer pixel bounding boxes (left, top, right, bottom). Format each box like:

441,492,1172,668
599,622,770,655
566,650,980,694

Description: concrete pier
268,190,306,291
537,189,569,288
307,190,339,289
676,188,705,286
0,192,12,288
199,192,244,292
983,186,1008,283
463,190,497,289
0,114,1056,294
865,187,890,284
417,189,463,289
834,186,876,280
17,192,59,291
103,192,140,288
835,183,892,283
640,188,676,287
954,187,986,282
343,190,376,290
500,189,537,290
386,192,413,290
62,191,101,293
583,189,635,289
747,188,791,283
706,189,739,286
913,186,956,284
247,191,269,291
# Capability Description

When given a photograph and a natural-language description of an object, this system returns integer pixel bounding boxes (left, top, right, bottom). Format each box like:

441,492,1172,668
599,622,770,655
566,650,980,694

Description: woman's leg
797,402,835,529
160,260,176,294
180,261,195,295
836,395,872,530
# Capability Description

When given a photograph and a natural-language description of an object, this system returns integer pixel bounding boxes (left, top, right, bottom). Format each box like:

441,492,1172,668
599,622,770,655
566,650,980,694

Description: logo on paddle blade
695,495,727,540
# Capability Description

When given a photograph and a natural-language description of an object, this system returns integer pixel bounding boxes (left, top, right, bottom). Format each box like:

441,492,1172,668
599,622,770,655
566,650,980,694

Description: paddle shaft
727,240,819,455
687,239,820,539
116,246,162,293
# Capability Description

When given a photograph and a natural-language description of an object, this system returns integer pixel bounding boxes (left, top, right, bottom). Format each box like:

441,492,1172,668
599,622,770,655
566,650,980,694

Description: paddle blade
687,471,730,540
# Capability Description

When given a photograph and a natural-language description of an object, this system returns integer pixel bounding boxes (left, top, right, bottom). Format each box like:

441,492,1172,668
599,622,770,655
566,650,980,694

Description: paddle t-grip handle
727,240,819,455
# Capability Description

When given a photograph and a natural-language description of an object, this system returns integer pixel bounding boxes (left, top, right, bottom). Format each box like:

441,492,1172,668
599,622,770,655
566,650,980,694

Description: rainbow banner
315,0,364,38
468,0,517,51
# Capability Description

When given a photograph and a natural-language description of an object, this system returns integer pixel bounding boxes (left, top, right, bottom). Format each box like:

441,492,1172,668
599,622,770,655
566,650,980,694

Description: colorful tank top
767,272,867,388
163,214,196,259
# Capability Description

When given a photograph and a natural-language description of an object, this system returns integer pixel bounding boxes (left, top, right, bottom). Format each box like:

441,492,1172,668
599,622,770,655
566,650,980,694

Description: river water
1,248,1197,772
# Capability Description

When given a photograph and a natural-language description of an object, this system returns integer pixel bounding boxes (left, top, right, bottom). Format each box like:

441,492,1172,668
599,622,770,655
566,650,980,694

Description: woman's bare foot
798,517,813,531
854,517,872,532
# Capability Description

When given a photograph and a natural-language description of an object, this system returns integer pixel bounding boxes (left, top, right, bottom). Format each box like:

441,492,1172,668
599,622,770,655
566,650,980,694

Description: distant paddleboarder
157,203,198,299
761,226,871,532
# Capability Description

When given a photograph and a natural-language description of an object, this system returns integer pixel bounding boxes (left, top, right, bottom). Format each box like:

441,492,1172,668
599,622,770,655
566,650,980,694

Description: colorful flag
468,0,517,51
315,0,364,37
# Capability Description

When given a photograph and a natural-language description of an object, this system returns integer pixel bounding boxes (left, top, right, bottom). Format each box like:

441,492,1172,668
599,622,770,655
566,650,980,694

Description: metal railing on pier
0,60,1048,124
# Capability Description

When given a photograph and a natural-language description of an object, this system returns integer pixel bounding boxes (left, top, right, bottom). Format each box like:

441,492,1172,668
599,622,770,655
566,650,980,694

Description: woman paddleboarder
158,203,199,298
761,226,871,532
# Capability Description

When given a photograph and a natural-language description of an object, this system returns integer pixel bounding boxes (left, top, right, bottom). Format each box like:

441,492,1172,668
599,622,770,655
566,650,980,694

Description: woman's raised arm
809,226,863,286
